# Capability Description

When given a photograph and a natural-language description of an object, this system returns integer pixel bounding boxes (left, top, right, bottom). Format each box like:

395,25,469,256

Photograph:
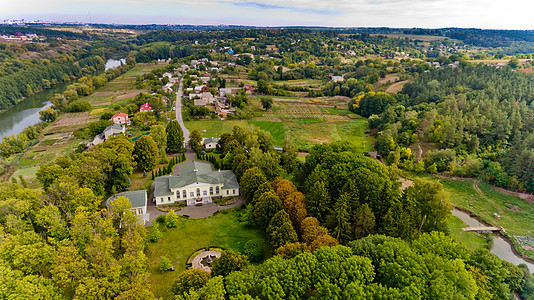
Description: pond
452,209,534,273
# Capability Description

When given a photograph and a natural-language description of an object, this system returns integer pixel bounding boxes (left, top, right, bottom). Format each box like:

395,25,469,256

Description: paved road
175,78,190,144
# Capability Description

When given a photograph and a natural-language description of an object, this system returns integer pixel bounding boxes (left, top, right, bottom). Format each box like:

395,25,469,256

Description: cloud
231,1,342,15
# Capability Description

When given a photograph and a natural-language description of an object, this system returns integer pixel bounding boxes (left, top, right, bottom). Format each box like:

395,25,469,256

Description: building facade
154,162,239,206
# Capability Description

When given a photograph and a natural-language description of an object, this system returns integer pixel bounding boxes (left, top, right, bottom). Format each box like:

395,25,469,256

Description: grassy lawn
448,214,488,251
184,120,249,138
248,121,285,146
402,172,534,259
285,120,372,151
146,209,269,298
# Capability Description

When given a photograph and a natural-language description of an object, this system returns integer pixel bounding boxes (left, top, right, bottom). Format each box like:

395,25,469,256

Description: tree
267,210,298,249
166,120,184,153
240,167,268,202
189,129,202,152
244,240,264,262
165,210,180,228
159,256,172,272
147,224,162,242
260,96,273,110
352,203,375,239
133,135,158,171
39,107,59,122
210,249,249,277
325,195,351,244
150,124,167,154
253,191,283,229
275,242,309,259
36,163,64,189
172,269,211,296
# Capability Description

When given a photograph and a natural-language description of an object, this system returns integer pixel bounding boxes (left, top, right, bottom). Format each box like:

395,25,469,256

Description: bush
147,224,163,243
159,256,172,272
165,210,180,228
66,100,92,112
171,269,210,295
100,112,114,120
156,215,166,224
244,240,264,262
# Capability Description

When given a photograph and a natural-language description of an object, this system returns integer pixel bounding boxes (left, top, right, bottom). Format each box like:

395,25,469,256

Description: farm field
146,209,269,299
274,79,323,87
186,115,372,150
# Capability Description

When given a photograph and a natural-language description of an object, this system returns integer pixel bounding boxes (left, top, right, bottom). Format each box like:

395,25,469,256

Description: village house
89,124,126,147
140,103,153,112
163,83,174,93
111,112,130,125
219,87,241,97
153,162,240,206
203,137,219,149
106,190,149,224
200,76,211,84
331,75,344,82
104,124,126,140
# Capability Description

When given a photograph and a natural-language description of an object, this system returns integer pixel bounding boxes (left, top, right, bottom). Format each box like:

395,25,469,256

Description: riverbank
402,171,534,262
5,62,167,186
452,207,534,272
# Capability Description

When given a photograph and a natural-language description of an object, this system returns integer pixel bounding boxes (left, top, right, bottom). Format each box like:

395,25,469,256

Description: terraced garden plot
257,106,348,122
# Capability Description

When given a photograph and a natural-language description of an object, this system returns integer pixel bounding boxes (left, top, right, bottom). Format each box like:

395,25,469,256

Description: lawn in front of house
146,208,268,299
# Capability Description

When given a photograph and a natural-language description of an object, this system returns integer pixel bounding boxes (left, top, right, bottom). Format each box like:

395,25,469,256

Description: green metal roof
154,162,239,197
106,190,147,209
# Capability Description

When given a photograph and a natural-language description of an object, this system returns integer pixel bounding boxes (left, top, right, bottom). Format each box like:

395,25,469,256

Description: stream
452,209,534,273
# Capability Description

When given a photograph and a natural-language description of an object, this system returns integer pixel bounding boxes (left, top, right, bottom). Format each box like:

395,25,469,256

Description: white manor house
153,161,240,206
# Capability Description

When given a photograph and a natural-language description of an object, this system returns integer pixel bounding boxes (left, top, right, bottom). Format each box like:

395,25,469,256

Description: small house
203,137,220,149
140,103,153,112
104,124,126,140
106,190,149,224
111,112,130,125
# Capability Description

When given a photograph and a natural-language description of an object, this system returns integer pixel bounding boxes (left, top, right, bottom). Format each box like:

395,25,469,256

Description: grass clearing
184,120,249,138
248,121,285,146
284,119,372,151
401,172,534,259
448,214,488,251
146,209,268,298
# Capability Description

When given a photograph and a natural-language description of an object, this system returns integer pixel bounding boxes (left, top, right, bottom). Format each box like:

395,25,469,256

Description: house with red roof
111,112,130,125
139,103,153,112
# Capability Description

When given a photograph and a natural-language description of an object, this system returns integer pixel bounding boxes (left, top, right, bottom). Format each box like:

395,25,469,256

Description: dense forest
351,64,534,192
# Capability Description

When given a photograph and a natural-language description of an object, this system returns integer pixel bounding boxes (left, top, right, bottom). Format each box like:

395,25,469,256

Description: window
233,189,236,195
176,191,180,198
210,187,213,195
203,190,207,196
190,191,194,197
160,197,164,203
216,186,220,194
196,188,201,197
168,197,171,202
183,190,187,198
226,190,229,195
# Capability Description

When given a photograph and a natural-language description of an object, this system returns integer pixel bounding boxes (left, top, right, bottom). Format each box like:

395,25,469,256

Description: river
452,209,534,273
0,59,126,140
0,83,68,140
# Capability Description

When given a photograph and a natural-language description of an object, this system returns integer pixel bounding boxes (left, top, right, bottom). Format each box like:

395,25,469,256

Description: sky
2,0,534,29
